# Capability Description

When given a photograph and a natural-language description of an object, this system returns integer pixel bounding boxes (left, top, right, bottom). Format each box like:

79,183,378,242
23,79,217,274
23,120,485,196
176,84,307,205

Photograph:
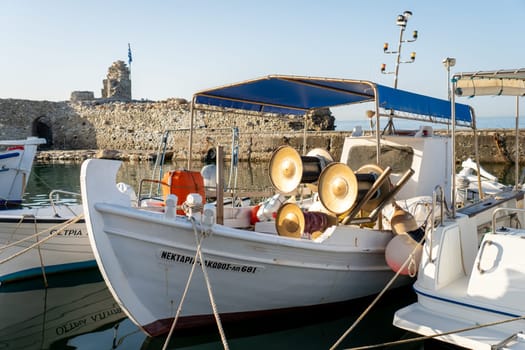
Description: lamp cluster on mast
381,10,418,89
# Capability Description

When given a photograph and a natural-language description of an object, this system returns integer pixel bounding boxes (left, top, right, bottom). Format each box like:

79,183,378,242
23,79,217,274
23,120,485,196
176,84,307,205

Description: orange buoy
161,170,205,214
385,234,422,276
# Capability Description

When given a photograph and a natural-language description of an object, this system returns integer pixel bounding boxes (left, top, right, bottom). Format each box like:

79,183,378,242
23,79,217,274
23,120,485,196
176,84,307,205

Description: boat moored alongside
393,68,525,350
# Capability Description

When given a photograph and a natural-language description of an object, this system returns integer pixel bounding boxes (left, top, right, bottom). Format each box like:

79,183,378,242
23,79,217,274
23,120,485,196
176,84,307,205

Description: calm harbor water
6,142,520,349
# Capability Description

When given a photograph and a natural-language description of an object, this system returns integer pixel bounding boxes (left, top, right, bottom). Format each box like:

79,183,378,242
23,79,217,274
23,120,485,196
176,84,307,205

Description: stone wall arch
32,116,53,149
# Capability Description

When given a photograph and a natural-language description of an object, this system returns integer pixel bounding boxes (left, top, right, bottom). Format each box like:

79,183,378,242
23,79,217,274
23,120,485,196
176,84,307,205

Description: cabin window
345,145,413,174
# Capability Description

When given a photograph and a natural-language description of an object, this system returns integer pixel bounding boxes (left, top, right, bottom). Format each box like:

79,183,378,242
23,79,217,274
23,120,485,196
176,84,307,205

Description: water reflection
0,266,422,349
62,281,417,349
0,269,126,349
139,286,417,350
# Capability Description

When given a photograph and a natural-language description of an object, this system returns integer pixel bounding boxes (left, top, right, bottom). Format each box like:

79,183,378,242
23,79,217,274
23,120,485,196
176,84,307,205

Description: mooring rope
330,229,427,350
162,216,229,350
346,315,525,350
0,214,84,265
34,217,49,287
162,219,204,350
193,220,229,350
0,214,82,252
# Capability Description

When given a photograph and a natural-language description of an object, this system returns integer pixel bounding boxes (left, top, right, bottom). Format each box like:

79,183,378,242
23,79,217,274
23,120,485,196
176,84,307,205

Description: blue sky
1,1,524,119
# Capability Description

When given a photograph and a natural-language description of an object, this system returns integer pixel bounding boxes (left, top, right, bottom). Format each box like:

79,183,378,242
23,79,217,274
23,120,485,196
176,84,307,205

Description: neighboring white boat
0,137,46,208
81,75,484,337
456,157,511,206
394,68,525,349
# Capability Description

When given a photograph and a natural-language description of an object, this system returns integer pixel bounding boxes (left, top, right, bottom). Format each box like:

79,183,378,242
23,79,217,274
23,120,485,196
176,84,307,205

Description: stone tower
101,60,131,100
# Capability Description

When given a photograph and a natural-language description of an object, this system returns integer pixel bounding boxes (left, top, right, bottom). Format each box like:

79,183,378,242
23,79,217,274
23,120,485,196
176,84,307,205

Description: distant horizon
335,115,525,131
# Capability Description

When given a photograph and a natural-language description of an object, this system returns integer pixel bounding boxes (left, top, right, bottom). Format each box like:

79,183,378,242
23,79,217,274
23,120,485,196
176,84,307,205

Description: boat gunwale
93,201,392,255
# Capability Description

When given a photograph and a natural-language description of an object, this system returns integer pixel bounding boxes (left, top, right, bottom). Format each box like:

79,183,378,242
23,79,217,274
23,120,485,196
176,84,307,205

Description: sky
1,0,524,120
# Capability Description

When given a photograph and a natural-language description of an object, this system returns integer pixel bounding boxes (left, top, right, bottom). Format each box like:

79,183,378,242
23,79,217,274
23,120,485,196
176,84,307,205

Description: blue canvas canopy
194,75,473,127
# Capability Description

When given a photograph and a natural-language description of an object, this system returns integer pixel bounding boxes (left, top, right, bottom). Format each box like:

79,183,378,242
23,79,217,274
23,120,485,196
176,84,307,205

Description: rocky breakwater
36,149,159,163
452,128,525,164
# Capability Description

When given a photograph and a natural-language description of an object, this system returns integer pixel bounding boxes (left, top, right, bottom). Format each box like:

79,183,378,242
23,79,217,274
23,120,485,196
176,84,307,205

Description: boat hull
0,137,46,207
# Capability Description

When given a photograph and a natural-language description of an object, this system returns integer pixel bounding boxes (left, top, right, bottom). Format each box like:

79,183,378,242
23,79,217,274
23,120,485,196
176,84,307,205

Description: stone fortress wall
0,60,522,164
0,95,336,161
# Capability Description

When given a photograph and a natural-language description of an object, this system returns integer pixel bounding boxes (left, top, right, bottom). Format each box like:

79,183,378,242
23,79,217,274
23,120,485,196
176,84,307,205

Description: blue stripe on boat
0,152,20,160
414,286,520,318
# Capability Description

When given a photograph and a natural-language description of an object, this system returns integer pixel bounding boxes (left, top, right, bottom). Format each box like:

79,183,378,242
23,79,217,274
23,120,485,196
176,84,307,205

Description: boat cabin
340,132,451,201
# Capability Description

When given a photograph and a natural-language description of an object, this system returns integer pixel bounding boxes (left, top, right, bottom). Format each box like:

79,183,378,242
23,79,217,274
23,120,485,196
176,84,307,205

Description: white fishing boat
80,75,491,337
0,137,46,208
393,68,525,350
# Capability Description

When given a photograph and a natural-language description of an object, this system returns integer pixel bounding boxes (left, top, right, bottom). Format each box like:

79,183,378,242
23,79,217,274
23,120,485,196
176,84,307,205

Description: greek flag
128,43,133,65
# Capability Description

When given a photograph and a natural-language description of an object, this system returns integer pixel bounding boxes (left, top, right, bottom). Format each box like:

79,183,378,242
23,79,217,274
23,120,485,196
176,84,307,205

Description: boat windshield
344,144,414,174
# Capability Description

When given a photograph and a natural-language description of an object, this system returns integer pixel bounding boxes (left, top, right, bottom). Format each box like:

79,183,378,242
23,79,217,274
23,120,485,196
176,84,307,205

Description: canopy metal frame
187,74,474,170
451,68,525,217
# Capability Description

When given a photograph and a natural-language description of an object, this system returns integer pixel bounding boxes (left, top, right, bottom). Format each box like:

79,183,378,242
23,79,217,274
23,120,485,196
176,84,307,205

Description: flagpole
127,43,133,100
127,43,132,74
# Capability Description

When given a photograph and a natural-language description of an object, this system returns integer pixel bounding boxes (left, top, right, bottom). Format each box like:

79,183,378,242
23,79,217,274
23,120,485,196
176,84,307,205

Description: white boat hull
0,137,46,207
395,301,525,350
81,159,411,336
0,204,94,285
